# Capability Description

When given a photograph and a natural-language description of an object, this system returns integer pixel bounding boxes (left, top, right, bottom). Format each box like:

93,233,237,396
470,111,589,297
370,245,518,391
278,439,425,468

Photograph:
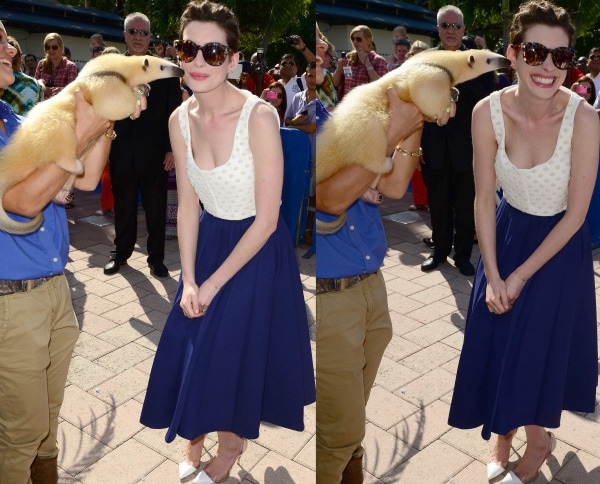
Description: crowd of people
1,0,599,482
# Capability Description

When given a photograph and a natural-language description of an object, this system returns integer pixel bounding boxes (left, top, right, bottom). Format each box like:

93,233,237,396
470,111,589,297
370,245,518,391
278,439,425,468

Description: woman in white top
139,2,315,483
448,1,600,483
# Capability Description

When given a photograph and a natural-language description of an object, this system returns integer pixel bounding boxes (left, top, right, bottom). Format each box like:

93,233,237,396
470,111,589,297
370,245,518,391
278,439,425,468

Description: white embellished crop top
490,89,582,216
179,94,277,220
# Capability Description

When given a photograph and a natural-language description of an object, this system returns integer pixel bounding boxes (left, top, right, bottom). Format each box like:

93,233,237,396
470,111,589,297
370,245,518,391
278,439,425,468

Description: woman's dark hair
179,1,239,53
510,0,575,46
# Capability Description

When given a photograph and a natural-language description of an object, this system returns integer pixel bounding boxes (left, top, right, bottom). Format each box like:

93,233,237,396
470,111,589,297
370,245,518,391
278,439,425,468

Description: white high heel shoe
501,470,523,483
179,461,199,480
192,470,215,484
193,437,247,484
487,461,507,480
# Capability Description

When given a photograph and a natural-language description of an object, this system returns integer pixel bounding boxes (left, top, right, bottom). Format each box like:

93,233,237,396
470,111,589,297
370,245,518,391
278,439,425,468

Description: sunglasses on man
127,28,150,37
439,22,463,30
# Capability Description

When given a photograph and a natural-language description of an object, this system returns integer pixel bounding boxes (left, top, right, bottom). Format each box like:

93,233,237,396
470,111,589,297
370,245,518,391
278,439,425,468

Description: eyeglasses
512,42,576,70
127,28,150,37
589,54,600,60
350,36,363,42
280,61,295,67
174,40,232,66
439,22,463,30
45,45,59,51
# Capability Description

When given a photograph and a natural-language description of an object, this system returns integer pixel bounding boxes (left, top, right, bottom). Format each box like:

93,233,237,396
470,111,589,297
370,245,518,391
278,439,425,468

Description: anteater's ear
468,54,475,68
143,58,149,72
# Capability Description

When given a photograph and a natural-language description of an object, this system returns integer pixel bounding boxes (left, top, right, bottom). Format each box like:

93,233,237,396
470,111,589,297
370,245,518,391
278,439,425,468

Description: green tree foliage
62,0,314,69
427,0,600,56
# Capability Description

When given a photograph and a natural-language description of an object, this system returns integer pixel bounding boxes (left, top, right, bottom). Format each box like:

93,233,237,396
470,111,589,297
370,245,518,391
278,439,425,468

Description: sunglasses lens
522,43,545,66
552,48,575,69
180,41,197,62
203,43,227,66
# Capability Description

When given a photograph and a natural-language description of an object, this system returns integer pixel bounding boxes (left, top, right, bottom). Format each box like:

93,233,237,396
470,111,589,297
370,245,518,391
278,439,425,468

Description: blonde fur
316,48,510,234
0,54,183,234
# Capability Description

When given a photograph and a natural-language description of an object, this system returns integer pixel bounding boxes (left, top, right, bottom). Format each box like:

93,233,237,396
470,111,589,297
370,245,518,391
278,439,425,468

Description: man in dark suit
420,5,496,276
104,12,182,278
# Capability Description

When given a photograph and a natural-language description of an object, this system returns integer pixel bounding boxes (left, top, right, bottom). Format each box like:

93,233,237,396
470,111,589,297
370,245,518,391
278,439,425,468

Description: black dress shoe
421,255,446,272
149,262,169,278
104,256,126,275
455,259,475,276
423,237,435,249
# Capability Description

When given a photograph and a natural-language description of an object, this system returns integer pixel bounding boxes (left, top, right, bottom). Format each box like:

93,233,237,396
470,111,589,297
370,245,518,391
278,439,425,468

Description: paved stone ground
57,190,599,483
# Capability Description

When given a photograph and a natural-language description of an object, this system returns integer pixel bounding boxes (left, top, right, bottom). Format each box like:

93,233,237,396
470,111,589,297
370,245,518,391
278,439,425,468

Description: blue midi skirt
448,199,597,440
140,212,315,441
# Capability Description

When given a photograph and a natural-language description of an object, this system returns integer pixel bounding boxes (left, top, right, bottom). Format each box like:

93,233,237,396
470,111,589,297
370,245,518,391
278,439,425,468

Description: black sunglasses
45,45,59,51
512,42,576,70
280,61,295,67
127,28,150,37
589,54,600,60
350,36,363,42
439,22,463,30
174,40,233,66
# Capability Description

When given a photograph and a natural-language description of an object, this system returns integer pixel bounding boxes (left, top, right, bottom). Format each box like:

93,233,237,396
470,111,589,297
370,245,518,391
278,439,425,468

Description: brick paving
57,189,600,483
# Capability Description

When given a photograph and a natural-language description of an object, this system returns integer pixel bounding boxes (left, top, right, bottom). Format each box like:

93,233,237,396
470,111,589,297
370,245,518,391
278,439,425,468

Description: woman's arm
505,100,600,300
191,104,283,314
168,106,204,317
472,98,509,314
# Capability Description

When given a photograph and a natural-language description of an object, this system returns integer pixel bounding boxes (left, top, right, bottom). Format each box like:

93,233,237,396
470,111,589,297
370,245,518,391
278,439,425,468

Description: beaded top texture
179,94,277,220
490,88,582,216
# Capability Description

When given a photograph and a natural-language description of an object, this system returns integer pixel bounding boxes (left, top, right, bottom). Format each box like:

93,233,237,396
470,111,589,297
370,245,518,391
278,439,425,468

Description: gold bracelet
104,129,117,140
395,146,423,157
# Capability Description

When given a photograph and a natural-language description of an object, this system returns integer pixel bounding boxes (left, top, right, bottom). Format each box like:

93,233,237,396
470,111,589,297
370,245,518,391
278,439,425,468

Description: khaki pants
316,271,392,484
0,275,79,484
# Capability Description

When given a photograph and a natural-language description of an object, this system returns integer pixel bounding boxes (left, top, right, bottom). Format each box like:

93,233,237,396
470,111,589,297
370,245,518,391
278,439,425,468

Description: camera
286,36,299,46
251,48,266,75
339,50,348,59
266,91,279,100
574,84,590,94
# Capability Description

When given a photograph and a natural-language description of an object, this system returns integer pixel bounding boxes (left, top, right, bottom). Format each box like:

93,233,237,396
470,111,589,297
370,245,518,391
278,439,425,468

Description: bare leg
183,434,206,467
490,428,517,466
204,432,247,482
512,425,555,482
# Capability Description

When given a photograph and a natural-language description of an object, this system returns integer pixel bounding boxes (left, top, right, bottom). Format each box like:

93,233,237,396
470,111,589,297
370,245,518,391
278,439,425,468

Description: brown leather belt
0,274,62,296
316,271,377,294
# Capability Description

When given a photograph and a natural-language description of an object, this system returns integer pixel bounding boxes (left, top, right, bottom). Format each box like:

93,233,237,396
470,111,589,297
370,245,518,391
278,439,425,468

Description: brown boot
30,456,58,484
341,455,363,484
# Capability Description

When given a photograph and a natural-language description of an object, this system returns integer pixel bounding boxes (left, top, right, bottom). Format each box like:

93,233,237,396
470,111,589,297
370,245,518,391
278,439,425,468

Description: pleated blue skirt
140,212,315,441
448,199,597,440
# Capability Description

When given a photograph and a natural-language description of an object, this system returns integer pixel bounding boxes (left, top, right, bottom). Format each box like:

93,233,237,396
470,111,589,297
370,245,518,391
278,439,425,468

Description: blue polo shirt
316,199,387,278
0,100,69,280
